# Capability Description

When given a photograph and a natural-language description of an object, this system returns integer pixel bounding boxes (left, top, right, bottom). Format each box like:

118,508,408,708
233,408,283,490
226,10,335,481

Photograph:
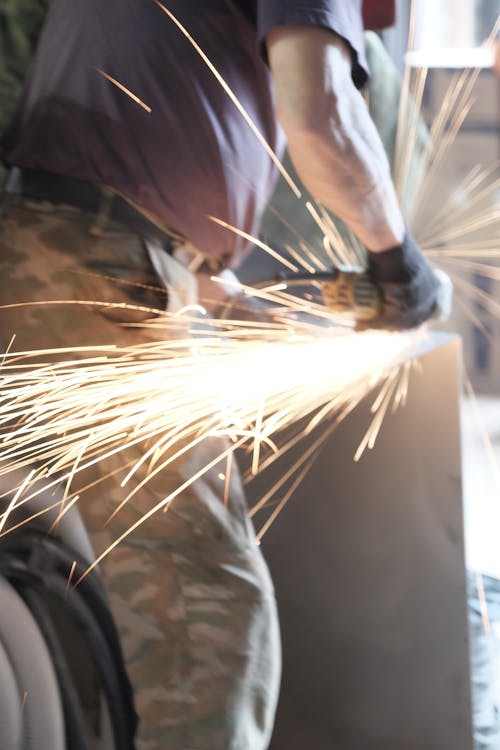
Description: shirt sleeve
257,0,368,88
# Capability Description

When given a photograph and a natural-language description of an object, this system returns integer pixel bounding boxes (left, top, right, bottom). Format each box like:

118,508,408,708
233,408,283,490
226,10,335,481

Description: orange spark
96,69,152,113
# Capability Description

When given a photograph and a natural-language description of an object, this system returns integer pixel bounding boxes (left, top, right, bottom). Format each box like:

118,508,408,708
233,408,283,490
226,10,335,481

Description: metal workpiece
253,333,472,750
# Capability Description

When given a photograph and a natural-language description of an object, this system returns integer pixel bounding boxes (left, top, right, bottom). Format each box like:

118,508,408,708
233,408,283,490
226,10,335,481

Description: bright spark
96,69,152,113
66,560,77,591
0,307,416,555
0,4,498,576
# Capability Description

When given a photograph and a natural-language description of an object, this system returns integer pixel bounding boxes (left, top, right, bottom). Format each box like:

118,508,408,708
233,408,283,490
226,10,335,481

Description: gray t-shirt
1,0,367,266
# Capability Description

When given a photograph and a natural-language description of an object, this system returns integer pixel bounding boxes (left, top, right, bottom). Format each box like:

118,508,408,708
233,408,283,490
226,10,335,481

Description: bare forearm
267,26,405,252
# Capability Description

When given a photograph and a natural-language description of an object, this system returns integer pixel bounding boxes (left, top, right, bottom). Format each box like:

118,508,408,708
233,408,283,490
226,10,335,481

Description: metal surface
252,333,472,750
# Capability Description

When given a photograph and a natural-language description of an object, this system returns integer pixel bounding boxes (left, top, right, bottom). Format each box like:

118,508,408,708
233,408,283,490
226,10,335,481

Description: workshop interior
0,1,499,749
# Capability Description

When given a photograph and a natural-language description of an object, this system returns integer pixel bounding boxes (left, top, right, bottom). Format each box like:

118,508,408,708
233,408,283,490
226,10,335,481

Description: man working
0,2,443,748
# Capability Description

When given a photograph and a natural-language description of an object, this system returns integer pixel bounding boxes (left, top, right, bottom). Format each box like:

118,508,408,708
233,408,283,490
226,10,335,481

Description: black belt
4,167,177,247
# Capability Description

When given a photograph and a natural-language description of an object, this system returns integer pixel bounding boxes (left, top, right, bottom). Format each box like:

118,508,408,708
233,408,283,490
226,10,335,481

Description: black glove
362,230,448,331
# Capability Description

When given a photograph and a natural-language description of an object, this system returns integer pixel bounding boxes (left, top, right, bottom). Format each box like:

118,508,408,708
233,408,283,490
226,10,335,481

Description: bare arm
266,25,405,252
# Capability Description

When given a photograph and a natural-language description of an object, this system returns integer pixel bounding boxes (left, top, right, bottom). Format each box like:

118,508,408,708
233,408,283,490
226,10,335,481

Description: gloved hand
360,230,452,331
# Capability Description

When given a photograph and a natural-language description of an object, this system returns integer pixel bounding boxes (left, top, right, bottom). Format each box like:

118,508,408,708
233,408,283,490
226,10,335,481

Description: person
468,571,500,750
0,0,52,133
0,0,52,185
0,2,444,748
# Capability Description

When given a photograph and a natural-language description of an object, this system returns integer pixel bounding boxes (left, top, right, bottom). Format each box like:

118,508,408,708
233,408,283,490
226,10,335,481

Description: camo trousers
0,194,281,750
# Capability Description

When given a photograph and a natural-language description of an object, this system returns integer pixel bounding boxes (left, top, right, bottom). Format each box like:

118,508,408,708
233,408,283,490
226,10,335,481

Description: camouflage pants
0,195,281,749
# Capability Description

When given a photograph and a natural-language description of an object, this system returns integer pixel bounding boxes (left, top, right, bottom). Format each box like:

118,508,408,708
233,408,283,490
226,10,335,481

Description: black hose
38,572,135,750
1,531,136,734
19,587,89,750
1,531,137,749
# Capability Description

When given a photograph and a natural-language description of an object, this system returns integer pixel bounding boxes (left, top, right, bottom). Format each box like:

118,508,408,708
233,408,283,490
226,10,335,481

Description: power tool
219,254,451,328
277,267,381,323
257,264,451,328
253,266,381,325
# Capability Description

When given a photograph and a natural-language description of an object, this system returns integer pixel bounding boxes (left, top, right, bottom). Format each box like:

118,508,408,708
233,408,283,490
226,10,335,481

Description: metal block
252,333,472,750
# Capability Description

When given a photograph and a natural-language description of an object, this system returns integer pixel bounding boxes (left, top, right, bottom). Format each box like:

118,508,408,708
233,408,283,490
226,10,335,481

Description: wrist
367,230,426,283
362,216,405,253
